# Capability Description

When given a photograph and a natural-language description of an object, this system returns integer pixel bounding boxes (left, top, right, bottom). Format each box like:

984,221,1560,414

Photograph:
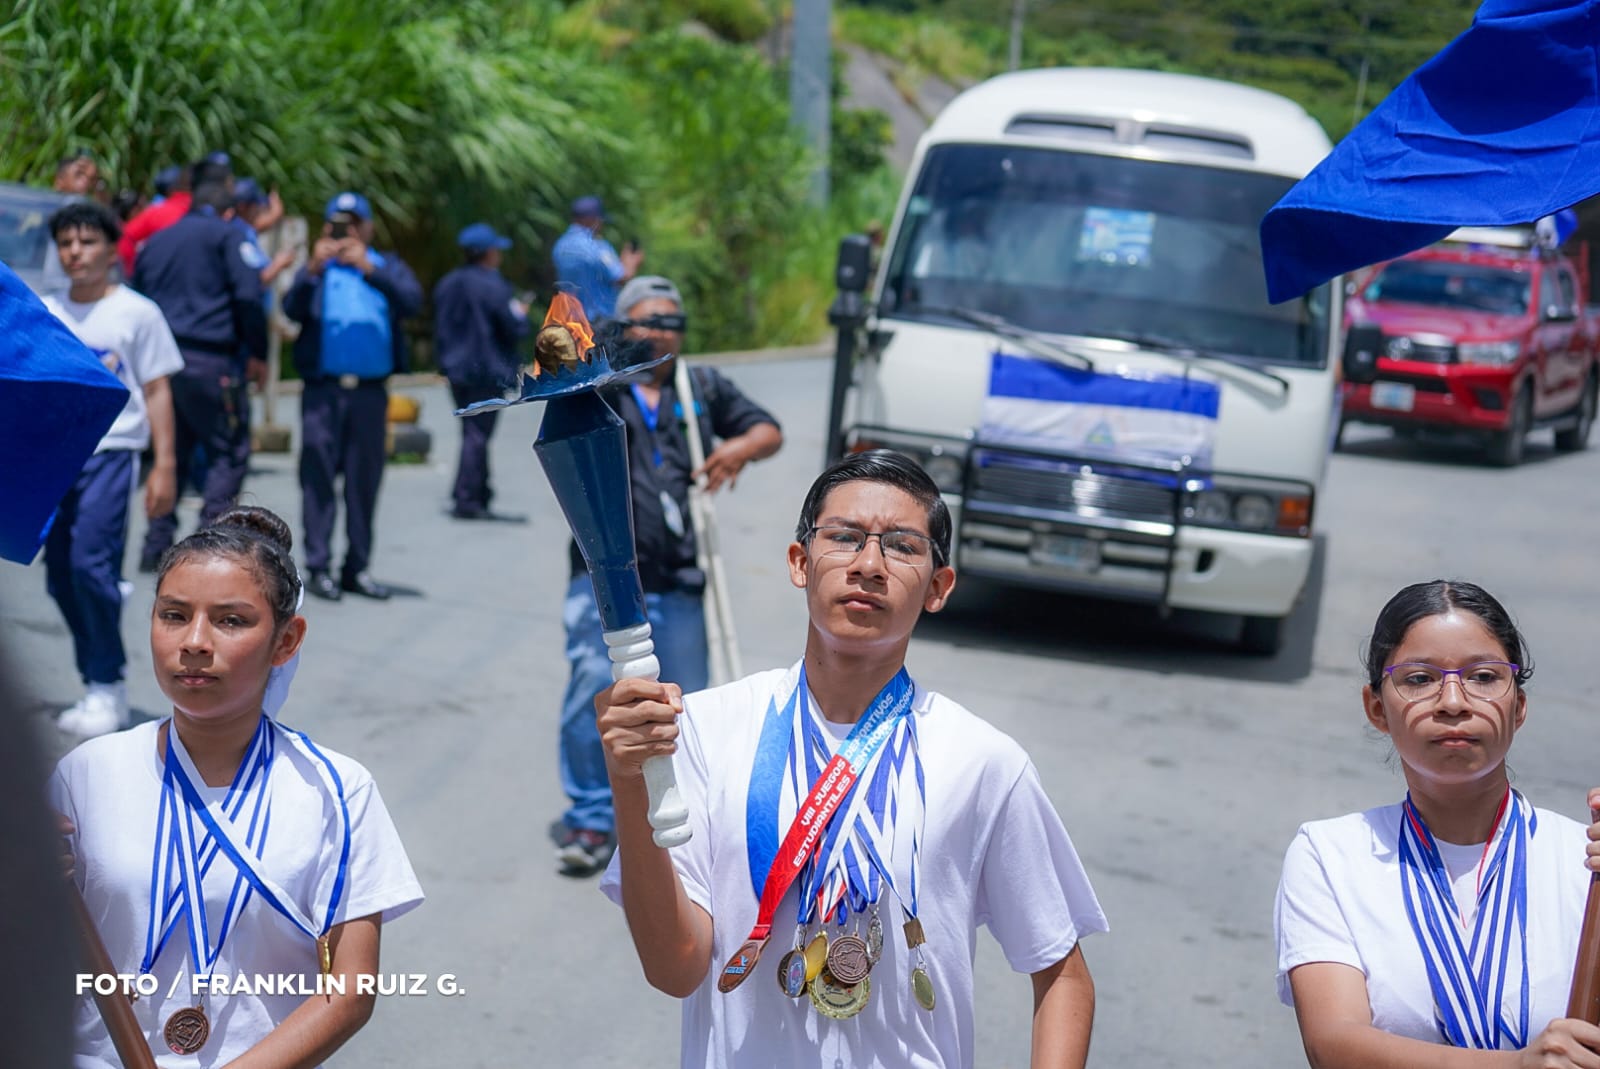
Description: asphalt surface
5,353,1598,1067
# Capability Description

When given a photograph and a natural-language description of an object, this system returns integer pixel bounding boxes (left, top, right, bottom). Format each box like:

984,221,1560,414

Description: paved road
5,355,1597,1067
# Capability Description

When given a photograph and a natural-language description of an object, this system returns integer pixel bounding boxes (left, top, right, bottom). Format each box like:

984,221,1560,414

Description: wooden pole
69,883,157,1069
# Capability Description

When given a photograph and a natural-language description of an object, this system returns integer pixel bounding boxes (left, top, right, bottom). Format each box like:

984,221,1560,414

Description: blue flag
0,259,129,563
1261,0,1600,303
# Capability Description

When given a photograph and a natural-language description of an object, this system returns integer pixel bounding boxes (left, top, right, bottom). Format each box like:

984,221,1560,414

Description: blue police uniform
283,232,421,592
551,223,626,320
132,206,267,568
432,261,529,516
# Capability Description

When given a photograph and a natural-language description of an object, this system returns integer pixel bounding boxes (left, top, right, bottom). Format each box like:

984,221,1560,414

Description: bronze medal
802,931,829,982
717,938,767,993
866,913,884,963
776,948,808,998
809,970,871,1019
911,966,936,1011
903,916,927,949
164,1005,210,1055
826,933,872,986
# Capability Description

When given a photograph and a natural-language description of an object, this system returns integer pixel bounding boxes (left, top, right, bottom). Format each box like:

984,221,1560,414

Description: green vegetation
0,0,1485,352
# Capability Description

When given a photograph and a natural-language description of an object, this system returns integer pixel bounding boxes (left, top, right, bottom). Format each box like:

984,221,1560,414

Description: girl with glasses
1275,579,1600,1068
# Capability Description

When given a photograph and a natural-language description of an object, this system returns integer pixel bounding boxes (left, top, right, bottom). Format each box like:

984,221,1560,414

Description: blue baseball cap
233,178,269,207
325,191,372,221
571,195,606,220
458,222,511,251
204,150,231,167
153,166,182,196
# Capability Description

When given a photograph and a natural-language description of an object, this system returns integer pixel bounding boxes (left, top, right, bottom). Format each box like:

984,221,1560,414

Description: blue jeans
45,450,134,684
558,575,708,833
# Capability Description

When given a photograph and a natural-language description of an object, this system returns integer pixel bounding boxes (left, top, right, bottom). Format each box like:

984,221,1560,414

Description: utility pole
1009,0,1027,71
790,0,831,206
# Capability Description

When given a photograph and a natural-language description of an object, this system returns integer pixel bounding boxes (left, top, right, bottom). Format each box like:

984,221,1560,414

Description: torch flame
543,292,595,360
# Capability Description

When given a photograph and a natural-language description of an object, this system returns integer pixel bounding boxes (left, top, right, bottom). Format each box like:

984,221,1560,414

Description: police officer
132,158,267,571
283,192,422,601
433,222,530,519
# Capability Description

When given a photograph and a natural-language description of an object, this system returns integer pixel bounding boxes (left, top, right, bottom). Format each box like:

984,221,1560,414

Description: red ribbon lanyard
746,753,857,941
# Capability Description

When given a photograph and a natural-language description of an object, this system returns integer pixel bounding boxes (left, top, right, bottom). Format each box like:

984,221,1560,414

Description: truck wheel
1239,614,1285,656
1553,373,1597,452
1486,387,1533,467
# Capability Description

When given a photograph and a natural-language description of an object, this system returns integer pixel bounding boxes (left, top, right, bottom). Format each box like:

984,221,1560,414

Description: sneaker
557,828,616,877
57,681,128,737
548,819,578,848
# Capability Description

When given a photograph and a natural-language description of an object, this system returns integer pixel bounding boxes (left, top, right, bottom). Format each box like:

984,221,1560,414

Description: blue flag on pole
1261,0,1600,303
0,259,129,563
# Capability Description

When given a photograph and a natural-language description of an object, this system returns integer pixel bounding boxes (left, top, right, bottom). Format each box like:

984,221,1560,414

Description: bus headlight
1182,479,1313,538
846,427,969,494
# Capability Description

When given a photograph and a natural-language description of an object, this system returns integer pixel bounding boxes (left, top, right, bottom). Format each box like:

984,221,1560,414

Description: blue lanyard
629,384,664,467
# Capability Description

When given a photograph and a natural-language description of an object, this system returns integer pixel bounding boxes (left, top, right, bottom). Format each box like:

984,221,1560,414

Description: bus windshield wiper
1097,331,1291,395
918,306,1096,372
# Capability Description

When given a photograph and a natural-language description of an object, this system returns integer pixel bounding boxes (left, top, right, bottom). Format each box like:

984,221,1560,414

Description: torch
457,294,690,848
1568,802,1600,1024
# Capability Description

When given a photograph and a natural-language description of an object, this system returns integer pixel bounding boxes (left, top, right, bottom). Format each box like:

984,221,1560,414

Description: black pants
141,351,250,563
300,380,387,578
449,381,502,513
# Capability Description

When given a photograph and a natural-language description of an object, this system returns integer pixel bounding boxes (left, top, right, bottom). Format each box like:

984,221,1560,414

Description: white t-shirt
50,719,425,1069
601,664,1108,1069
43,285,183,453
1275,802,1590,1043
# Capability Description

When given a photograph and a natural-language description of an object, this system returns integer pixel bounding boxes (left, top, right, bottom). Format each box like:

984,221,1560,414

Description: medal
776,948,809,998
826,932,872,986
717,937,767,993
809,971,871,1019
866,910,884,964
803,930,829,981
911,966,936,1011
164,1005,210,1055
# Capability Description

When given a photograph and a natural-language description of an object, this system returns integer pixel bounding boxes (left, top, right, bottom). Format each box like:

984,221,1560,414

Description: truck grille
970,454,1177,524
1385,335,1456,364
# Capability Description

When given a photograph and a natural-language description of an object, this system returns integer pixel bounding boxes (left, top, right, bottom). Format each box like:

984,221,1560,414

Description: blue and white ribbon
1398,790,1531,1049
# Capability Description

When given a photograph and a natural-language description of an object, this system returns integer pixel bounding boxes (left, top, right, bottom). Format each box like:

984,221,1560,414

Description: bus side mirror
835,234,872,295
1343,324,1382,385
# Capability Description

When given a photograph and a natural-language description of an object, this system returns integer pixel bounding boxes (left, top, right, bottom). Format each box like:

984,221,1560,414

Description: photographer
283,192,422,602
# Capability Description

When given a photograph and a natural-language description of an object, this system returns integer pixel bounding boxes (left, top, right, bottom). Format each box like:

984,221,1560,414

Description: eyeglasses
805,525,934,566
626,313,687,333
1382,661,1521,702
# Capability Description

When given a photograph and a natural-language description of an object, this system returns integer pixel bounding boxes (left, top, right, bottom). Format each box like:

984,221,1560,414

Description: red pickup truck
1340,229,1599,465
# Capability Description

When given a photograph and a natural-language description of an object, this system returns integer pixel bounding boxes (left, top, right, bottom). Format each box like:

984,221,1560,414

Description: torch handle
70,882,158,1069
1568,847,1600,1022
603,623,693,848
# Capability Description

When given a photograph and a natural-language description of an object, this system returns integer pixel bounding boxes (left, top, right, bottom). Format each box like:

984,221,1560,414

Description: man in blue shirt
550,195,642,320
433,222,530,519
283,191,422,601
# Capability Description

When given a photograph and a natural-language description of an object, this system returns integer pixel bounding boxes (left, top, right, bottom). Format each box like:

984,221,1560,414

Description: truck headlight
1233,494,1274,530
847,428,968,494
1182,479,1313,538
1458,340,1521,366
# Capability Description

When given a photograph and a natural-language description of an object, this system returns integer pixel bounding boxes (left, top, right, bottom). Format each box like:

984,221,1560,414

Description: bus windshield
879,144,1330,366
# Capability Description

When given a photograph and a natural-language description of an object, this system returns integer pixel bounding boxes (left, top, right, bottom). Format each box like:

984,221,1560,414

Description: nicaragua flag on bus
1260,0,1600,303
982,352,1221,470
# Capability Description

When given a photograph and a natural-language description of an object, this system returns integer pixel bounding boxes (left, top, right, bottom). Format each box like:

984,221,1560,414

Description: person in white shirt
42,200,183,736
595,449,1105,1069
53,505,424,1068
1276,579,1600,1068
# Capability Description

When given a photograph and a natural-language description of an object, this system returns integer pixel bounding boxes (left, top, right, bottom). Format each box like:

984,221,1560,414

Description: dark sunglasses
626,313,687,332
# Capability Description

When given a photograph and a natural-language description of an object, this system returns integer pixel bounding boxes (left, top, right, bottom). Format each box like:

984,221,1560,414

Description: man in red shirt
116,153,229,275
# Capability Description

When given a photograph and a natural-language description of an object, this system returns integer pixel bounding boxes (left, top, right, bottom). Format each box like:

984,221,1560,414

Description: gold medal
911,966,936,1011
164,1005,210,1054
776,948,808,998
826,933,872,986
717,937,767,993
809,970,871,1019
802,931,829,981
319,933,332,977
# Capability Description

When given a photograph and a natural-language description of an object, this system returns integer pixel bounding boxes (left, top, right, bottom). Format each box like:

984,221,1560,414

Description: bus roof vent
1003,114,1120,143
1139,125,1254,160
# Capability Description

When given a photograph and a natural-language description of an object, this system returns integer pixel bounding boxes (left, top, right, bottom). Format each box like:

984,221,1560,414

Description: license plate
1029,533,1102,573
1370,381,1416,412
